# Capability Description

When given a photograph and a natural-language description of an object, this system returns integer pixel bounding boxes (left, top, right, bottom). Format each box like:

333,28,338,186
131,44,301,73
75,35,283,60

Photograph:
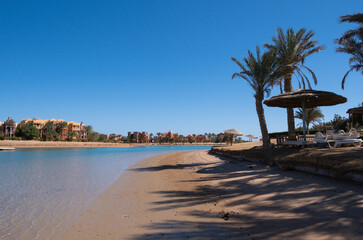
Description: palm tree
212,133,216,142
335,13,363,89
264,28,325,137
67,131,77,141
232,47,281,148
149,133,154,143
294,107,324,134
55,121,67,140
156,132,161,143
84,125,94,141
4,118,16,137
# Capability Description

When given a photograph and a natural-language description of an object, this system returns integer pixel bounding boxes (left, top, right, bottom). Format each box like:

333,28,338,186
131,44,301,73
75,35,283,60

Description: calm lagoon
0,146,210,240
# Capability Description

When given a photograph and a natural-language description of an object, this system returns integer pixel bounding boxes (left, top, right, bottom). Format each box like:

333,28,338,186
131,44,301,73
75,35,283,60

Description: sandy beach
62,150,363,239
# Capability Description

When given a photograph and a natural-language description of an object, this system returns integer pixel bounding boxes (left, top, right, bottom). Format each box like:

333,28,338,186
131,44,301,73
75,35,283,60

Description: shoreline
0,140,222,149
61,150,363,239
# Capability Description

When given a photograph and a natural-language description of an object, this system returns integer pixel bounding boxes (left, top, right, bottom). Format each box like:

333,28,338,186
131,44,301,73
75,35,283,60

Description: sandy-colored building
17,118,87,140
67,121,87,140
159,130,179,143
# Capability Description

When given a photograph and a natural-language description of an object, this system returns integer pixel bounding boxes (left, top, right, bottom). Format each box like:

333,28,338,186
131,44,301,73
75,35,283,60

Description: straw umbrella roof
347,107,363,114
263,89,347,108
245,134,258,139
224,129,243,136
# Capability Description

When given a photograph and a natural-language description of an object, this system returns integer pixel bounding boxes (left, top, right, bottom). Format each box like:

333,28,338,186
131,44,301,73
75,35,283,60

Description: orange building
17,118,87,140
159,130,179,143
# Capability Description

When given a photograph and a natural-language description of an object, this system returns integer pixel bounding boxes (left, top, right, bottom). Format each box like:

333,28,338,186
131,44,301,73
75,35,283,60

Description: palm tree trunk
255,95,270,148
284,75,295,137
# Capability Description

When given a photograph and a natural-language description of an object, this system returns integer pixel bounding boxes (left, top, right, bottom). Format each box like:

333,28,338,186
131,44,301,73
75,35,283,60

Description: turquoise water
0,146,210,240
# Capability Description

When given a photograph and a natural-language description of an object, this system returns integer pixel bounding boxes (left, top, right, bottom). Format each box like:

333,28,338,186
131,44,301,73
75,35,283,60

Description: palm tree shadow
131,152,363,239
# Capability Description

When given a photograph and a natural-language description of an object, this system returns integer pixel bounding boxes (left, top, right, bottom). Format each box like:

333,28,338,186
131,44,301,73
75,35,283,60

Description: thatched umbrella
245,134,258,141
224,129,243,145
264,89,347,140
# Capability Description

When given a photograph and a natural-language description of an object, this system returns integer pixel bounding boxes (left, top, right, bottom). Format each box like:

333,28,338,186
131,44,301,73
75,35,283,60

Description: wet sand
62,150,363,239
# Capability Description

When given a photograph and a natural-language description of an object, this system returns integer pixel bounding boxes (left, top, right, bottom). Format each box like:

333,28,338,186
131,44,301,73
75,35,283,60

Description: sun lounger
327,139,362,148
315,129,362,148
347,128,360,139
327,128,361,148
315,132,327,144
331,128,360,140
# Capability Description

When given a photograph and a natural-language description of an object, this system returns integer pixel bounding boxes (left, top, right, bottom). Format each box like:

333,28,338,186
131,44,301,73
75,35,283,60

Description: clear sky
0,0,361,137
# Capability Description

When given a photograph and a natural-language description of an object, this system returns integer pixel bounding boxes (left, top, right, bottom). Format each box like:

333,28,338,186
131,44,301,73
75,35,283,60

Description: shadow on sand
131,152,363,239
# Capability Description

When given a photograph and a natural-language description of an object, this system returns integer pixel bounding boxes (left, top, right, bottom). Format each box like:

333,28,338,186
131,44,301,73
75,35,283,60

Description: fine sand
62,150,363,239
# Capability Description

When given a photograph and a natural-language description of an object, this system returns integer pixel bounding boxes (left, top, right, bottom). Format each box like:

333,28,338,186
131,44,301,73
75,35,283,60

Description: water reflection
0,146,210,240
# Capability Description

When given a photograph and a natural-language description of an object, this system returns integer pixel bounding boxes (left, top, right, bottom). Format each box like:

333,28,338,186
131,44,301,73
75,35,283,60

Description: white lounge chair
347,128,360,139
315,132,327,144
328,128,361,148
315,129,362,148
327,139,362,148
332,130,347,140
331,128,359,140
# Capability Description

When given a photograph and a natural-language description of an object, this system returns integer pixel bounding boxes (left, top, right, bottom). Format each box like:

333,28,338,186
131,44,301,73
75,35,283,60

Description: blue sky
0,0,361,137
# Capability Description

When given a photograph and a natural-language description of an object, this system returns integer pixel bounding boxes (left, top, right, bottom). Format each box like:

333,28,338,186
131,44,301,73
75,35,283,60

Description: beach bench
282,141,315,147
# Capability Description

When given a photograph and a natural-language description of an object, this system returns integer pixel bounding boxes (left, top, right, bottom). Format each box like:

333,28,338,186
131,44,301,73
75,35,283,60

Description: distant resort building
157,131,208,143
347,103,363,130
1,117,87,140
159,130,178,143
128,131,149,143
1,117,241,144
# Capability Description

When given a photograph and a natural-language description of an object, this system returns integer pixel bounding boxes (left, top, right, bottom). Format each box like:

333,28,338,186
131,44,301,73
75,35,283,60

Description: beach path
62,150,363,239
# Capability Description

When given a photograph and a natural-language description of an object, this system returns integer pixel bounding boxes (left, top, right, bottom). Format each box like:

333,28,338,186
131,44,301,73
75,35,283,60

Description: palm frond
265,27,324,92
336,13,363,89
341,67,354,89
339,13,363,24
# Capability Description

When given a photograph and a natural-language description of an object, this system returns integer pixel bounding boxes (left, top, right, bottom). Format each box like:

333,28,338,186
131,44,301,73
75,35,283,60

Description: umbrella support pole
302,101,306,141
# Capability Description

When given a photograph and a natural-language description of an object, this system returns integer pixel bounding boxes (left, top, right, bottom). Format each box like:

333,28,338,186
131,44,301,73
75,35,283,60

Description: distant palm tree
67,131,77,141
208,134,212,143
265,28,325,137
335,13,363,89
212,133,216,142
232,47,281,148
56,121,67,140
149,133,154,143
4,119,16,137
156,132,161,143
294,107,324,134
141,133,148,143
